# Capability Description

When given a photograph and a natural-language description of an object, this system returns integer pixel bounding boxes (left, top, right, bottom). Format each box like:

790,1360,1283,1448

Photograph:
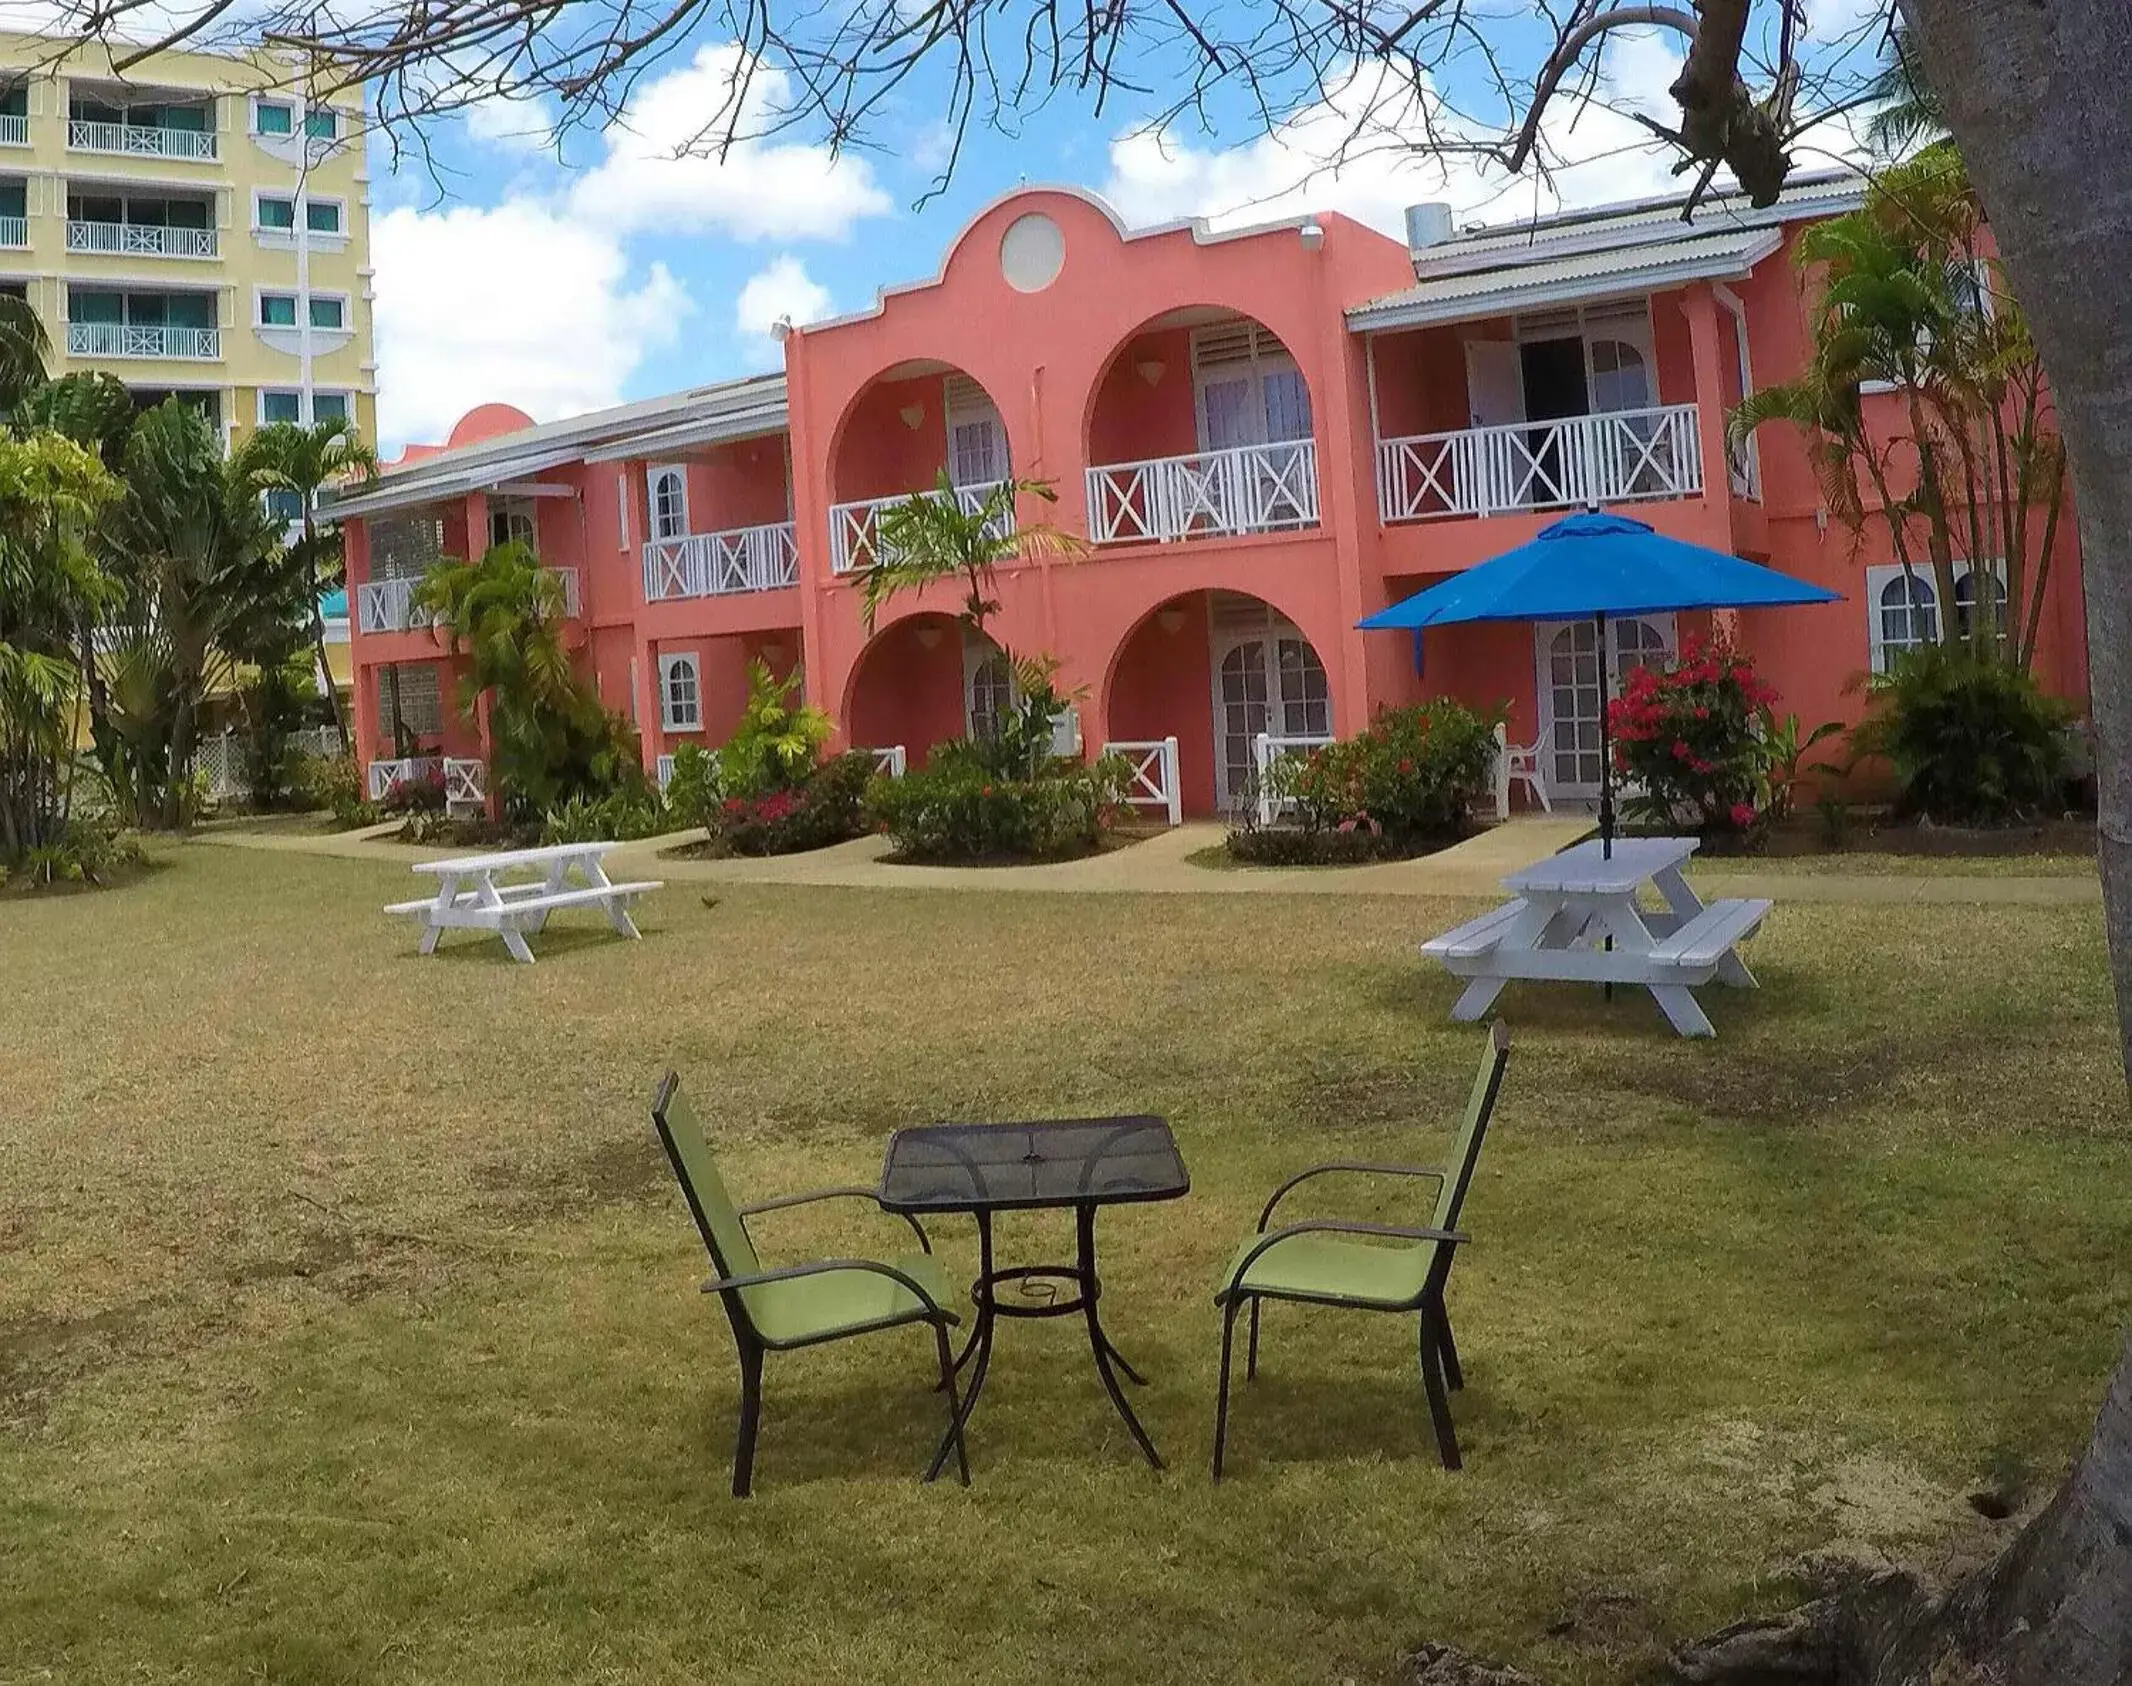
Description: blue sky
363,0,1887,451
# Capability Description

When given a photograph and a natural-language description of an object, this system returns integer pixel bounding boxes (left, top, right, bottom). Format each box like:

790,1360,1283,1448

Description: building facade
0,31,374,444
332,173,2089,818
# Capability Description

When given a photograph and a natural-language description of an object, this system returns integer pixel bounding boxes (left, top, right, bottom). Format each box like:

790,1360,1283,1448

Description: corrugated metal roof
1346,228,1784,332
322,372,789,520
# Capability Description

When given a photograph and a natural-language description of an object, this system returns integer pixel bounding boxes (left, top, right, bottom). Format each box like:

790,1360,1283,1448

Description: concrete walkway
191,814,2101,906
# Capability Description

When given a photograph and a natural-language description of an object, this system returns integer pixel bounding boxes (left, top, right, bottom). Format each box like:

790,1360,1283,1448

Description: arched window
1876,570,1939,670
1273,638,1330,737
1953,568,2009,642
1587,338,1652,414
648,467,688,541
966,648,1013,741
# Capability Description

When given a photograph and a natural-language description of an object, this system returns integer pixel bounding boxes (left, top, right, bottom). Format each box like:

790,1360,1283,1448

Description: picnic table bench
1421,836,1768,1037
384,841,662,964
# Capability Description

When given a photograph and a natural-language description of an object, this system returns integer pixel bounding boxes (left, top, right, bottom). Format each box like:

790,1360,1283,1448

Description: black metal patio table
878,1116,1190,1477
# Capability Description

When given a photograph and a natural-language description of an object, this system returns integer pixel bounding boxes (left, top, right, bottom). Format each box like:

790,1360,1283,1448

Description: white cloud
462,90,559,153
371,201,688,448
733,255,833,368
566,44,892,241
1099,62,1686,240
1805,0,1889,41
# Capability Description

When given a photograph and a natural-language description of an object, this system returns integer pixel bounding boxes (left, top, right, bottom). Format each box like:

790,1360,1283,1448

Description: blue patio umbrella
1359,511,1840,854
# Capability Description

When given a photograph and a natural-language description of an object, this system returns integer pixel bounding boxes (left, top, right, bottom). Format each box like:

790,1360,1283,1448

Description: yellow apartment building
0,31,373,447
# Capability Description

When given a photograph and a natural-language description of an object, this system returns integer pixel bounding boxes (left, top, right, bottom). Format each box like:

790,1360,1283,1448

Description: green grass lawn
2,843,2127,1685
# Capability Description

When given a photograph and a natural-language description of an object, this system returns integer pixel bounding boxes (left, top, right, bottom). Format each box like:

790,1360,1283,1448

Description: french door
1210,610,1330,810
1534,616,1674,799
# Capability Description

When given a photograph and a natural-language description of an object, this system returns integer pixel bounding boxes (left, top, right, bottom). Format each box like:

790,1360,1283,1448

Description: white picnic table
384,841,662,964
1421,836,1770,1038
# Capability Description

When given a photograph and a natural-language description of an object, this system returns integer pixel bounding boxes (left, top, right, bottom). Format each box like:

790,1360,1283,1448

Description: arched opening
827,362,1012,574
843,611,1003,765
1533,615,1676,799
1083,310,1318,546
1106,589,1331,816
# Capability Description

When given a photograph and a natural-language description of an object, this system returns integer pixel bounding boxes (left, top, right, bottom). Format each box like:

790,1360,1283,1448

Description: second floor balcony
1085,440,1320,545
66,216,218,260
1375,404,1703,523
829,482,1008,575
68,87,218,161
358,567,581,635
643,521,797,601
67,320,220,360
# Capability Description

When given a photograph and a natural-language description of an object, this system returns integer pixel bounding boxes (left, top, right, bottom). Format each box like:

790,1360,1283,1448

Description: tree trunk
1669,1331,2132,1685
1899,0,2132,1080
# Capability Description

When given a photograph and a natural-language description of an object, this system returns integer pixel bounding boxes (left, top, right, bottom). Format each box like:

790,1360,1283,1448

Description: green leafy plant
1,815,142,891
540,786,672,845
414,541,647,820
868,744,1125,863
716,659,832,798
1852,641,2072,823
662,741,721,828
296,751,376,829
711,751,879,856
378,764,446,816
860,472,1080,642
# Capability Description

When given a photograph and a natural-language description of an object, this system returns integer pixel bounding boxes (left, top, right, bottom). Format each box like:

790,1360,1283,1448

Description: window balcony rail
1376,403,1703,524
1085,440,1320,546
67,219,218,259
0,215,25,248
1100,737,1182,827
829,481,1009,575
68,118,218,160
357,576,431,634
367,755,443,802
66,321,220,360
1253,730,1335,827
641,521,797,600
0,114,27,146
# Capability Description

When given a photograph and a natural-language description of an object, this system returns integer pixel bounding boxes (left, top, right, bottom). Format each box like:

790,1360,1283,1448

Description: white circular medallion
999,213,1066,293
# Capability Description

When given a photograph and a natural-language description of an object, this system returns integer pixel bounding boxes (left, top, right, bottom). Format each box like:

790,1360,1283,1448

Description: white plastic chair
1492,723,1551,818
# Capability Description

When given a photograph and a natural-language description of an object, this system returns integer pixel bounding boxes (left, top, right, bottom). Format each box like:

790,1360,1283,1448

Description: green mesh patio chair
1211,1021,1511,1479
650,1073,970,1497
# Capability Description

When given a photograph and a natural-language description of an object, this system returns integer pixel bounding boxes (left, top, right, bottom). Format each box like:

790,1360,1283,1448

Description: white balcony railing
1376,404,1703,523
0,215,24,248
443,758,485,816
829,481,1009,574
68,118,217,160
0,114,26,146
1101,737,1182,827
1253,730,1335,827
360,567,575,633
357,576,429,634
1085,440,1320,546
863,745,908,779
66,321,220,360
367,756,443,802
66,220,218,259
641,522,797,600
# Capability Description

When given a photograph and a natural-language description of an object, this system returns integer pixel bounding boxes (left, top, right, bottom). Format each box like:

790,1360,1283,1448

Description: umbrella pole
1596,610,1615,859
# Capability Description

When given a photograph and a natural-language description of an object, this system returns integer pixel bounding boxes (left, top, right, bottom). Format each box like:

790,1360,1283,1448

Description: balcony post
1683,285,1736,521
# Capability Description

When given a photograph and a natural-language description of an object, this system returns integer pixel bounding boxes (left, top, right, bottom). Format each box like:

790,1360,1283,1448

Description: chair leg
1246,1300,1262,1381
1437,1311,1464,1392
1418,1313,1461,1472
932,1323,971,1487
732,1342,764,1499
1212,1299,1240,1482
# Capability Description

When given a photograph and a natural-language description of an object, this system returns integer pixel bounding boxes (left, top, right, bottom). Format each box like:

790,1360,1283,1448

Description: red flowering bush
1283,698,1505,843
378,764,447,816
711,751,876,855
1608,638,1786,836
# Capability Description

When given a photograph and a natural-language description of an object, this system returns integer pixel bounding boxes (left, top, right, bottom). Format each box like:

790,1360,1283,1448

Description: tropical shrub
870,743,1125,862
712,750,878,855
415,542,648,819
1224,825,1397,867
0,815,143,891
662,741,721,828
1610,640,1779,836
296,751,376,829
716,659,834,797
1853,642,2072,823
540,786,673,844
238,657,322,811
378,763,447,816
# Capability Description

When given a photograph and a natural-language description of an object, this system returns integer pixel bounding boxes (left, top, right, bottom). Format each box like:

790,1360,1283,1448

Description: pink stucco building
331,170,2090,819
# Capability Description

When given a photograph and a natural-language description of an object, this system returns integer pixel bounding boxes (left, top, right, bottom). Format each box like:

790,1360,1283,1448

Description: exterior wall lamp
1135,358,1166,387
913,623,944,650
899,403,926,429
1299,221,1325,252
1156,606,1187,634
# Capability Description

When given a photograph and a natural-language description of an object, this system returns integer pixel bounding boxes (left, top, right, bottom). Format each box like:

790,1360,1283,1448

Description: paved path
191,816,2101,906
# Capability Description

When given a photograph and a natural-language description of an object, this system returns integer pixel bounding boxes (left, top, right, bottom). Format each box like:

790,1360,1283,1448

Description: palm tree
860,472,1082,640
1863,22,1949,159
236,415,379,750
0,293,50,417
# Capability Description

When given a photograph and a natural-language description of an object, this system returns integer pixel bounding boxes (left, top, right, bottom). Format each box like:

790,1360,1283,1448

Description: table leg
1649,985,1716,1037
418,871,457,955
1077,1203,1163,1470
580,849,643,940
529,859,568,934
1596,899,1713,1037
926,1213,996,1481
500,926,537,965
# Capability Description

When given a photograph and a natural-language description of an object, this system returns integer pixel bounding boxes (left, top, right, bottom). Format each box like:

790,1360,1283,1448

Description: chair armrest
1256,1162,1446,1232
699,1256,954,1320
737,1186,932,1252
1217,1220,1469,1303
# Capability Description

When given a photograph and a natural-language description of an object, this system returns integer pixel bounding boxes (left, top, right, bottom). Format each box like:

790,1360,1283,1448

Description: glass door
1535,616,1675,798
